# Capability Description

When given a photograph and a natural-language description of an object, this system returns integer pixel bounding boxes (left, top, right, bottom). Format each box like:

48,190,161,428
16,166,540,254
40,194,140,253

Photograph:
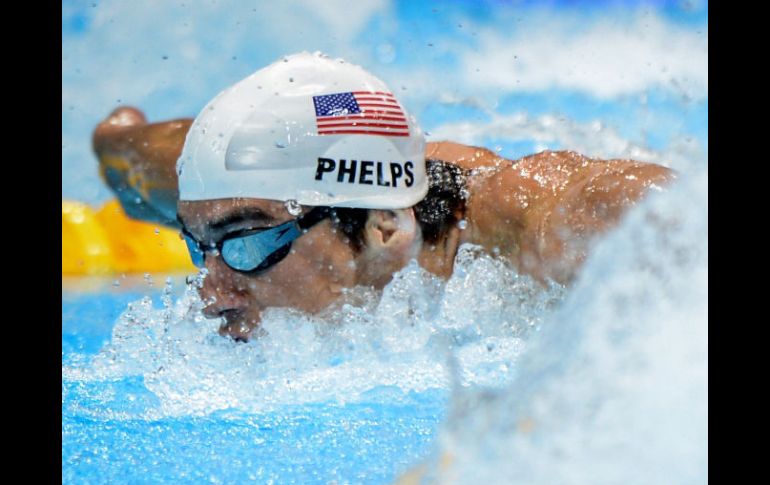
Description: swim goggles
182,206,331,274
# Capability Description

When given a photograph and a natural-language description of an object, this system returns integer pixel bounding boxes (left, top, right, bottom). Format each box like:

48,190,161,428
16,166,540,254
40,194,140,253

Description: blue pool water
62,249,558,484
62,167,707,485
62,2,706,482
63,282,448,484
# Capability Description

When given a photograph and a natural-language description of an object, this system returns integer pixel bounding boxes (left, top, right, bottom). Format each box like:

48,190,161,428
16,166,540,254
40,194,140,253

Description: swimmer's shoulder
426,142,592,173
426,141,508,170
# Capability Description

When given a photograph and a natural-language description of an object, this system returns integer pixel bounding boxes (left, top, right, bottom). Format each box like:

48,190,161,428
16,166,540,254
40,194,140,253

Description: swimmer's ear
363,208,419,255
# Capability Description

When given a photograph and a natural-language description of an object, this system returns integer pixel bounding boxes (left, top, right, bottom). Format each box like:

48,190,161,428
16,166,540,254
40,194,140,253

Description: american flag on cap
313,91,409,137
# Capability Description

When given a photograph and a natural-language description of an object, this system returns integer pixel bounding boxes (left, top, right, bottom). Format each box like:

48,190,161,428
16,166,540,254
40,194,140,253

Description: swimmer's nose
199,258,249,318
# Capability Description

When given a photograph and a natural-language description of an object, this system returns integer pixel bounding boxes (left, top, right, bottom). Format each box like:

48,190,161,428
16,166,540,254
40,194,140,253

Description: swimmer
93,52,674,341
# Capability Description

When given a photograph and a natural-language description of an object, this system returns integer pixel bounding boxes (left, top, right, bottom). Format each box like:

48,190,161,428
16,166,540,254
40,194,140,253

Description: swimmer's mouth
218,310,256,342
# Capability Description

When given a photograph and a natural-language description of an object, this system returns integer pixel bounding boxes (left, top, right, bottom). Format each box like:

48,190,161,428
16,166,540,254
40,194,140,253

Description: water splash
418,166,708,485
284,199,302,216
63,247,564,418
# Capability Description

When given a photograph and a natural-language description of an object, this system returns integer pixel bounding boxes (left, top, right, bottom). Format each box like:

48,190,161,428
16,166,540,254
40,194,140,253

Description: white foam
63,246,564,417
424,165,707,484
62,152,707,484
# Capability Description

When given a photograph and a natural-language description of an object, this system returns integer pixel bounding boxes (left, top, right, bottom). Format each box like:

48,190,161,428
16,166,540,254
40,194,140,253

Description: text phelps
314,158,414,187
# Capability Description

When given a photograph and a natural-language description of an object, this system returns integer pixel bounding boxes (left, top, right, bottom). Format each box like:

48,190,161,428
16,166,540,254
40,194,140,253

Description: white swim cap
177,52,427,209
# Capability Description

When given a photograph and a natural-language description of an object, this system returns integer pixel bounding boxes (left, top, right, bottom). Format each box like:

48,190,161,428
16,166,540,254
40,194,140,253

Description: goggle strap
296,206,332,231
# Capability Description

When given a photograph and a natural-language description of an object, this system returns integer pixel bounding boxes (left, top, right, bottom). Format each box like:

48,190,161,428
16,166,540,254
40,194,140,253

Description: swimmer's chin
218,316,261,342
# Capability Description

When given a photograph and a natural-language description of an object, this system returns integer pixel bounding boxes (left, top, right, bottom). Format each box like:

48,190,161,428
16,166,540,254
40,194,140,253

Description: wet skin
94,107,674,339
178,198,359,340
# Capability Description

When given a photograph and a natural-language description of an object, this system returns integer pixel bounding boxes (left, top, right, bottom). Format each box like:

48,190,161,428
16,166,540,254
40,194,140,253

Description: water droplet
289,77,294,82
162,55,168,60
112,280,121,287
154,228,160,235
274,141,286,149
457,219,468,230
284,199,302,216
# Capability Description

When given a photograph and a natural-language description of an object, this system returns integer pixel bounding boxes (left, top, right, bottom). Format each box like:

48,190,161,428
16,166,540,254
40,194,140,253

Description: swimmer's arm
92,107,192,229
462,150,675,283
531,154,676,282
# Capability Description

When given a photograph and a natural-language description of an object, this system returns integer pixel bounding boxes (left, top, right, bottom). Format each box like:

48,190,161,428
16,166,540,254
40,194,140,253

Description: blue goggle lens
220,223,299,272
182,221,302,273
181,207,330,274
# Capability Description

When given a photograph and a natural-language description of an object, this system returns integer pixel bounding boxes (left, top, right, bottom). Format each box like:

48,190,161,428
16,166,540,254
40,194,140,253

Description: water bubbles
161,277,174,309
65,242,565,417
184,268,207,287
422,169,708,484
284,199,302,216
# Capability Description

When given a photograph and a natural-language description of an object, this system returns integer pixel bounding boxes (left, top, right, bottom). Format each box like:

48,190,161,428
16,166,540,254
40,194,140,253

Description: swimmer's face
177,198,359,340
